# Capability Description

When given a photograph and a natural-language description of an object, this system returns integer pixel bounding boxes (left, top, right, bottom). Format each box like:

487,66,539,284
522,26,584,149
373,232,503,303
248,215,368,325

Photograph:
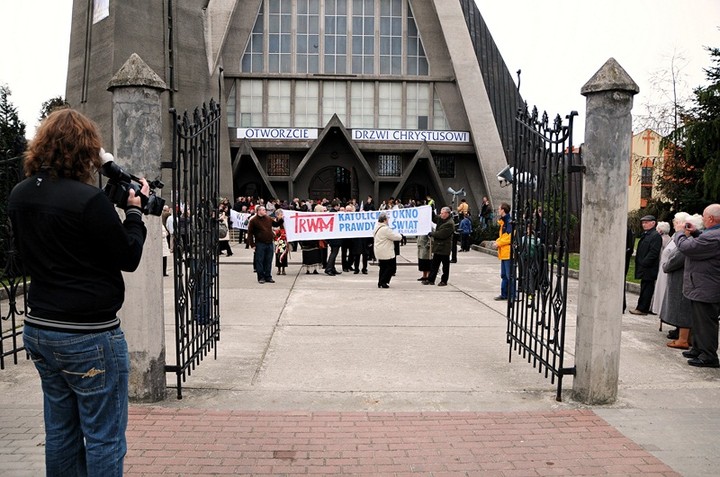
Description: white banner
351,129,471,143
237,128,319,140
229,210,250,230
285,206,433,242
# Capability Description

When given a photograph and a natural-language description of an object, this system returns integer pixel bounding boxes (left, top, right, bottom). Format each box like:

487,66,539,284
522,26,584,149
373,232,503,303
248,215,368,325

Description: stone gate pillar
573,58,639,404
108,53,168,402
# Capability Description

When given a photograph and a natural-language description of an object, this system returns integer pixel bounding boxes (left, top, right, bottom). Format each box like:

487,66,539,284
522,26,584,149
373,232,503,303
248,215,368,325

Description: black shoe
380,283,389,288
417,277,425,281
450,260,457,263
438,282,447,287
422,280,434,285
334,270,342,275
258,279,265,284
265,279,275,283
682,349,700,359
493,295,507,301
313,270,319,274
362,270,368,274
667,329,680,340
325,270,335,276
354,269,360,274
687,357,720,368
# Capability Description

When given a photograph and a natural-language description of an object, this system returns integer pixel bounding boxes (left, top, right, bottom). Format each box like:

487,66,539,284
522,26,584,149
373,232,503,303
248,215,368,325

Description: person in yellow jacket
494,202,514,300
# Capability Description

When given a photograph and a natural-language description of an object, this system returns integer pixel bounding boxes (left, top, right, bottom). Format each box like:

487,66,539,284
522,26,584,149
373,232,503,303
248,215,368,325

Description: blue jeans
254,242,274,281
23,326,129,477
500,259,515,299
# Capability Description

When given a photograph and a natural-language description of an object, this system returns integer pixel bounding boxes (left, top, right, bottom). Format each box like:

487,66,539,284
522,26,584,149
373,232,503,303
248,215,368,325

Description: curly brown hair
24,109,103,183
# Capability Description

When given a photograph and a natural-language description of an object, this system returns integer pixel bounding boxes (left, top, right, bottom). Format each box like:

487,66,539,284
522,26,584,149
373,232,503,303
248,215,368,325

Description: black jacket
8,173,146,332
634,228,662,280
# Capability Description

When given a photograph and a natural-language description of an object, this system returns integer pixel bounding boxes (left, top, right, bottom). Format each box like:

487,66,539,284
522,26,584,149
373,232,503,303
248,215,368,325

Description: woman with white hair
651,221,672,315
660,212,702,349
373,212,402,288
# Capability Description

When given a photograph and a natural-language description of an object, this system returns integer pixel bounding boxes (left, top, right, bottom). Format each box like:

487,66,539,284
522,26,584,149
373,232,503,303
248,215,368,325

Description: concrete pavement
1,241,719,476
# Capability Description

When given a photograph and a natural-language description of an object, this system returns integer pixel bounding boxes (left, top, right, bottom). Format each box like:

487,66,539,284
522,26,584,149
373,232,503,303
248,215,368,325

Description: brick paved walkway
125,407,679,476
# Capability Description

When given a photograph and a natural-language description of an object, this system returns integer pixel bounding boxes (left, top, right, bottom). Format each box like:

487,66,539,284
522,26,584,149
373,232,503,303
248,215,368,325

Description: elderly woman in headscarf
661,212,704,349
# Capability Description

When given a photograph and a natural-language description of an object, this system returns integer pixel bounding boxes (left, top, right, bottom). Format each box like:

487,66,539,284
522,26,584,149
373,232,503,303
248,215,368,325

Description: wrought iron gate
0,156,27,369
164,100,222,399
506,104,580,401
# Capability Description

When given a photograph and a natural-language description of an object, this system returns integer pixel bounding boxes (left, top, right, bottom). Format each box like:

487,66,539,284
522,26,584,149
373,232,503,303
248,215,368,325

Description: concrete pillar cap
108,53,167,91
581,58,639,96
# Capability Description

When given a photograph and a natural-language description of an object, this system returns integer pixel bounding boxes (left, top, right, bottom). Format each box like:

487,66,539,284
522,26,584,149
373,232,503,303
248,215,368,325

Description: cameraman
8,109,148,476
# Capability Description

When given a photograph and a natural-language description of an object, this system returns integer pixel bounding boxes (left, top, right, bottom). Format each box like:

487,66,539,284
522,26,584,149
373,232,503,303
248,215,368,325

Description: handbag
218,221,228,239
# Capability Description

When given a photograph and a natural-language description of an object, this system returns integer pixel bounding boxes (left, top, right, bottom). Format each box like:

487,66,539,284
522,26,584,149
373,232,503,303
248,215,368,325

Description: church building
66,0,522,209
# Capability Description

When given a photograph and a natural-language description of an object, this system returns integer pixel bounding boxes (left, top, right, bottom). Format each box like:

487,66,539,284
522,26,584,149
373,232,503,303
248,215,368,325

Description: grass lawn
568,253,639,284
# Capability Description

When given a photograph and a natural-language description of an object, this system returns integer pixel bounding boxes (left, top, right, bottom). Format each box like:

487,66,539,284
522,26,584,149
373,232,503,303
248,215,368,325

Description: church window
239,79,263,127
435,155,455,178
242,4,264,72
377,154,402,177
295,80,320,127
378,82,402,128
322,81,347,124
380,0,403,75
352,0,375,74
268,80,292,126
267,153,290,176
226,82,236,128
324,0,347,74
268,0,292,73
296,0,320,73
406,83,430,129
350,82,375,128
406,6,428,75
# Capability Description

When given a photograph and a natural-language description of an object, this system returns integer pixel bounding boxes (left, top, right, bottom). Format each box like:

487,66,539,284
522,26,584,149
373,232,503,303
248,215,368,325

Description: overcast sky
1,0,719,143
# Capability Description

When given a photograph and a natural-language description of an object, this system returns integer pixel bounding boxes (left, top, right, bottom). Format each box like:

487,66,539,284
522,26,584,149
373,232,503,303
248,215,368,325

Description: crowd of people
198,194,484,289
627,206,720,368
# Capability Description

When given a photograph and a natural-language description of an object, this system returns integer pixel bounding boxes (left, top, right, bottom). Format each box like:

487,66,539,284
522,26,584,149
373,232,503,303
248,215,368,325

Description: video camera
99,148,165,216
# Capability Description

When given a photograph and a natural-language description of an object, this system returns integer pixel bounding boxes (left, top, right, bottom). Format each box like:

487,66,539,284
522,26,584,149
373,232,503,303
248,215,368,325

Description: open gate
164,100,222,399
506,104,580,401
0,156,27,369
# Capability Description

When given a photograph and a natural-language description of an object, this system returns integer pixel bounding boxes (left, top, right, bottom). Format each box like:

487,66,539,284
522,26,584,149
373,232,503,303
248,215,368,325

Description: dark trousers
690,300,720,362
254,242,274,281
427,253,450,284
218,241,233,255
325,245,340,272
460,234,470,251
378,258,397,286
636,279,656,312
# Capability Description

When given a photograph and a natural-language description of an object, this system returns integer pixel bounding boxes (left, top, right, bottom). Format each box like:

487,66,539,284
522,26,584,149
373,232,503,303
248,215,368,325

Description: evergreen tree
0,85,27,161
39,96,70,121
659,47,720,207
684,47,720,202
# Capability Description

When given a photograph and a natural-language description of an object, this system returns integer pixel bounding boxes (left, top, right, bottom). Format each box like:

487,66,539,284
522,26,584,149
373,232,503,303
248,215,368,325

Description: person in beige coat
373,213,402,288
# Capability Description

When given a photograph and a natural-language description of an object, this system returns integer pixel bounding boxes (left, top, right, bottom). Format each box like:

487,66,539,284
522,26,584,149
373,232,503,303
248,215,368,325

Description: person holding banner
373,213,403,288
422,207,455,287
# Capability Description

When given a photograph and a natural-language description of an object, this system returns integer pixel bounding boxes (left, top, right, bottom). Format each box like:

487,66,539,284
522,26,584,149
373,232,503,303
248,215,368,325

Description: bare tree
633,51,692,137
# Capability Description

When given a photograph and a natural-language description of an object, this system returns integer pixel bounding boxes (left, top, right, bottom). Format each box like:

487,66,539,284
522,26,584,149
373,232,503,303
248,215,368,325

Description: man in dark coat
423,206,455,286
629,215,662,315
675,204,720,367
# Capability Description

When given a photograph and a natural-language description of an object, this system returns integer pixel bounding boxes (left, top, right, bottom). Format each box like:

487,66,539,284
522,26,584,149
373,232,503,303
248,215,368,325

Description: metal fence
0,156,28,369
164,100,222,399
506,104,580,401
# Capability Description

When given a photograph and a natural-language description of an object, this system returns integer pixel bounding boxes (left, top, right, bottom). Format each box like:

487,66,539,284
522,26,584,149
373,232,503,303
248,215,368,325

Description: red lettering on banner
292,213,335,234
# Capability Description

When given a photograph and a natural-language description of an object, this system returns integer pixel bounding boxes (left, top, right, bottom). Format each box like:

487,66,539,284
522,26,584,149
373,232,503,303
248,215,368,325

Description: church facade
66,0,522,210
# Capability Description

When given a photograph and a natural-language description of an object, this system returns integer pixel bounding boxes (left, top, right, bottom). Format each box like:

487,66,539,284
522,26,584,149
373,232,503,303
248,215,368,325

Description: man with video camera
8,109,148,476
